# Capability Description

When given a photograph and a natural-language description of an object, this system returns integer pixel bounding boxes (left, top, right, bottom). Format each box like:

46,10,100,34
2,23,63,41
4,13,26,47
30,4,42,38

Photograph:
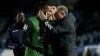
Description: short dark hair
14,10,23,19
33,2,48,16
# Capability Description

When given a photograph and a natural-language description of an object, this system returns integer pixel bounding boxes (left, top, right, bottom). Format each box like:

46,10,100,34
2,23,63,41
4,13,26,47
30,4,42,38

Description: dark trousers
13,47,25,56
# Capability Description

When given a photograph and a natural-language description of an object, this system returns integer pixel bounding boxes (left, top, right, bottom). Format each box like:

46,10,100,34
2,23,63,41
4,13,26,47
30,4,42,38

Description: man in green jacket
24,2,55,56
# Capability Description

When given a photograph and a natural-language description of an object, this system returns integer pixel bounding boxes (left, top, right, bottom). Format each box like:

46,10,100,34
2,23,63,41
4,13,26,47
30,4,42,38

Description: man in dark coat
6,10,33,56
38,5,77,56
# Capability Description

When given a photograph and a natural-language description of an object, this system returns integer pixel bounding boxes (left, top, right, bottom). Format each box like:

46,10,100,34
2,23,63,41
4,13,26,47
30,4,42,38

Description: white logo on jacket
13,30,18,32
45,22,53,30
23,24,28,31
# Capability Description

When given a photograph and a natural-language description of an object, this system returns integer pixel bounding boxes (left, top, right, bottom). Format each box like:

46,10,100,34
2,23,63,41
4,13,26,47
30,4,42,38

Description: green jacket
24,16,52,56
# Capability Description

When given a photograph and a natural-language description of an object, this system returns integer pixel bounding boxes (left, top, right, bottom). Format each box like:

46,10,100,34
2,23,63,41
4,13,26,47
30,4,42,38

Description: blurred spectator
95,45,100,56
83,48,94,56
76,36,81,46
92,31,100,43
84,33,90,45
86,48,94,56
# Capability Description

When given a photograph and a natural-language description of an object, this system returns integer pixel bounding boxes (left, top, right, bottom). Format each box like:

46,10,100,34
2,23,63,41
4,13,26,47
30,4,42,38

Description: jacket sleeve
6,28,18,49
43,20,75,35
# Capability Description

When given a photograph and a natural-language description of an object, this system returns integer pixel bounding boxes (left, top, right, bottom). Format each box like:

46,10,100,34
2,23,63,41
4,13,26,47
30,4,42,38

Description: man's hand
37,10,47,20
8,45,15,49
48,14,56,21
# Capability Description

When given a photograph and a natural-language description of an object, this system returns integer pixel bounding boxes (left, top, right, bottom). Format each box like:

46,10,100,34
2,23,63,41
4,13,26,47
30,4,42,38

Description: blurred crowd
76,30,100,56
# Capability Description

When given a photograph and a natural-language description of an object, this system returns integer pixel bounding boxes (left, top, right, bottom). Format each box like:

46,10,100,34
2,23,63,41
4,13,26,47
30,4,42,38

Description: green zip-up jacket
25,16,44,56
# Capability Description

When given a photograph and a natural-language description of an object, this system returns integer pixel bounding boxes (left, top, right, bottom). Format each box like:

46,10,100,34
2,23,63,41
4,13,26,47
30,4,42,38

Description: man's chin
17,22,24,25
19,21,24,24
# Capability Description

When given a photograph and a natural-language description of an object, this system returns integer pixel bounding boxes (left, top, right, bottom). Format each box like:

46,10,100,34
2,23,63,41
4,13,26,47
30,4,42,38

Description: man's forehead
47,6,56,7
18,12,24,15
46,6,51,9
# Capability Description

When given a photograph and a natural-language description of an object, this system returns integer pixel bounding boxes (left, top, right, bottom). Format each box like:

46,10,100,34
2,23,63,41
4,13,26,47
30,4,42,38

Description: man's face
51,6,57,14
15,12,25,24
46,6,57,17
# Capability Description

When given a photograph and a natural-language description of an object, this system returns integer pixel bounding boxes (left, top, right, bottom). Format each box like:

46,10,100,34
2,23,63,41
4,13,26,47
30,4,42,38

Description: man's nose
49,10,52,12
19,17,23,20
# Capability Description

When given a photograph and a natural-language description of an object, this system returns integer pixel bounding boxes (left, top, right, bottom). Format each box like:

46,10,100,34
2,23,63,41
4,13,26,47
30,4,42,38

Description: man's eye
18,16,20,18
53,8,55,10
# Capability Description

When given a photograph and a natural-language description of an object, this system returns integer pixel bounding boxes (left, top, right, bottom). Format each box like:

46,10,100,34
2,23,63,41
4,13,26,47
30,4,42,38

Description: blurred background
0,0,100,56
